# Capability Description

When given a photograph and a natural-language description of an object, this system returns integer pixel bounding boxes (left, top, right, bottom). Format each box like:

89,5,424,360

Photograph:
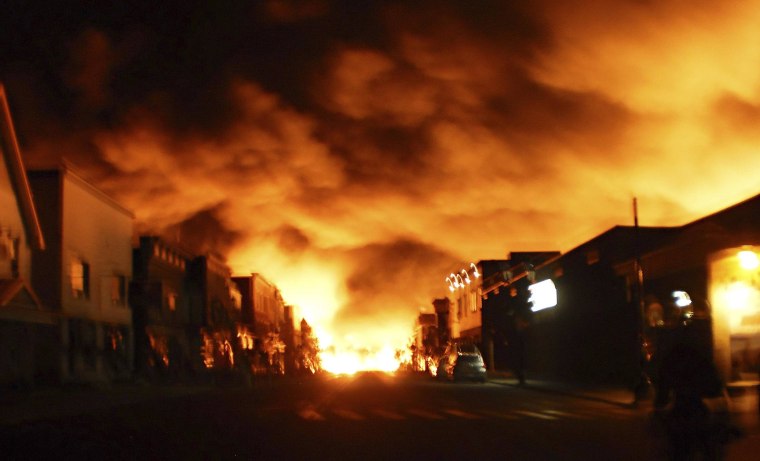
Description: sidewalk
0,382,212,426
487,371,638,408
487,371,760,433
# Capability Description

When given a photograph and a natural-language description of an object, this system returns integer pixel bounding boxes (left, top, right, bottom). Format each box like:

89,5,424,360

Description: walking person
652,321,741,460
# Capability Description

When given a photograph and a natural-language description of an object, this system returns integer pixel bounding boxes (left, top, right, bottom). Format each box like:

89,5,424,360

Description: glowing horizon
5,1,760,372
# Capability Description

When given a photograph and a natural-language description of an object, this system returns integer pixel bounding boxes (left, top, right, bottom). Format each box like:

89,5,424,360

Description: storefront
709,246,760,381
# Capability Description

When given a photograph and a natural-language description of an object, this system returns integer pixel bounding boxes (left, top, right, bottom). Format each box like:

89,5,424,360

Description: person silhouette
653,321,739,460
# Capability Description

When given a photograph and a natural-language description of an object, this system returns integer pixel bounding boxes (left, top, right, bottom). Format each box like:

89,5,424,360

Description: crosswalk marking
332,409,365,420
292,405,630,422
406,408,445,420
543,409,587,419
443,409,481,419
298,407,325,420
372,408,405,420
478,409,520,420
514,410,559,420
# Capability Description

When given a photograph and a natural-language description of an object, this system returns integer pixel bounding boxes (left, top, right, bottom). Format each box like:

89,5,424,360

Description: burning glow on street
320,345,400,375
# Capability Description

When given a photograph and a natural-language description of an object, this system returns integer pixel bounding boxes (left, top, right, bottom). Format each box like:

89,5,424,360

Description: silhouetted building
28,164,134,383
521,226,676,385
189,254,241,370
432,298,450,346
480,252,560,373
445,262,489,350
0,85,57,387
413,312,438,371
282,304,297,374
130,236,198,378
232,273,284,337
615,193,760,383
232,273,285,374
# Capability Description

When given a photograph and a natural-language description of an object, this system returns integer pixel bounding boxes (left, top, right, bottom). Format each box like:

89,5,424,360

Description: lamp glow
738,250,759,270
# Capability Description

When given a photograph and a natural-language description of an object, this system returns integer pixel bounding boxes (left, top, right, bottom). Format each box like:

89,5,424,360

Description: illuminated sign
672,290,692,308
528,279,557,312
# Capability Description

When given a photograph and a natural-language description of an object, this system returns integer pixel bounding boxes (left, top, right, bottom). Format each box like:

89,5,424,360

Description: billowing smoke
2,1,760,350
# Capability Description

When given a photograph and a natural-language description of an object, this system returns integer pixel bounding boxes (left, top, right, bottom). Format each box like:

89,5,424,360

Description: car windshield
457,344,480,354
458,354,482,363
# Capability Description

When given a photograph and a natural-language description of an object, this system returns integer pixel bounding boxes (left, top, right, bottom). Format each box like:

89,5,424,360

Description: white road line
514,410,559,420
443,408,482,419
543,409,586,419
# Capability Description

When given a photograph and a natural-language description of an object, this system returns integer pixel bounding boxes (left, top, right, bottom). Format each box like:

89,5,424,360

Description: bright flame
320,345,400,375
229,241,413,376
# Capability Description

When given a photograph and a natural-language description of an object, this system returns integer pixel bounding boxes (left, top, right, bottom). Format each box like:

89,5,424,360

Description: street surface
1,372,759,460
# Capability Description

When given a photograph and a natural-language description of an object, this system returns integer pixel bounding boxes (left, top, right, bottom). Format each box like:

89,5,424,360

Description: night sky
3,0,760,350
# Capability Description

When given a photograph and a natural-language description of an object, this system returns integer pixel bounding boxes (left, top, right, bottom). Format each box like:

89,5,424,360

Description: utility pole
634,198,644,317
633,197,650,404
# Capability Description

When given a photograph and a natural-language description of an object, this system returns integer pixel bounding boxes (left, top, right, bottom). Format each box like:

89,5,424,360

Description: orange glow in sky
6,1,760,370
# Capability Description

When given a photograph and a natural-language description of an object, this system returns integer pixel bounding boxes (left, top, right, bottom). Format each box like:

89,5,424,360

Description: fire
319,345,400,375
229,243,412,376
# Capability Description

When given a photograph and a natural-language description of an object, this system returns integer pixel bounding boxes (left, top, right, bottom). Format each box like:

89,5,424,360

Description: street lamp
445,262,480,293
461,269,471,285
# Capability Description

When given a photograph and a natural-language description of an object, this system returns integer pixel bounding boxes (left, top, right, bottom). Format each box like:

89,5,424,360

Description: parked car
435,344,487,383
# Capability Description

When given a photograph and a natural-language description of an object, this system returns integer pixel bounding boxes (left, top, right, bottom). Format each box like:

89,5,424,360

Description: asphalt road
1,372,757,460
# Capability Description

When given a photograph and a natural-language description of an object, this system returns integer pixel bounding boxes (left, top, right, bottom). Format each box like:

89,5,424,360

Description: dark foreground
1,372,759,460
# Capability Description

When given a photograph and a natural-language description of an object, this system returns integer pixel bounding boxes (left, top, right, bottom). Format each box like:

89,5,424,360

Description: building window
230,287,242,310
166,289,177,312
0,229,19,278
71,259,90,299
586,250,600,265
111,275,127,306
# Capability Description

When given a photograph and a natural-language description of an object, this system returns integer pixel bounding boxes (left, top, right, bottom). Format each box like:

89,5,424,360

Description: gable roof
0,277,42,307
0,278,55,324
0,84,45,250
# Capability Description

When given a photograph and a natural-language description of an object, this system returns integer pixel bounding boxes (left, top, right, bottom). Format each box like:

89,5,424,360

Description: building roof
0,84,44,250
0,278,41,307
417,313,437,326
0,278,55,324
27,161,135,219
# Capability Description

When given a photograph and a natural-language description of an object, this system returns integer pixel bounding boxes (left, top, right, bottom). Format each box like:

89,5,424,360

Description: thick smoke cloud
2,1,760,350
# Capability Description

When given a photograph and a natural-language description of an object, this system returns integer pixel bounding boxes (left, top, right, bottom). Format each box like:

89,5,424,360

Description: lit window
71,259,90,299
111,275,127,306
166,290,177,312
0,228,15,260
